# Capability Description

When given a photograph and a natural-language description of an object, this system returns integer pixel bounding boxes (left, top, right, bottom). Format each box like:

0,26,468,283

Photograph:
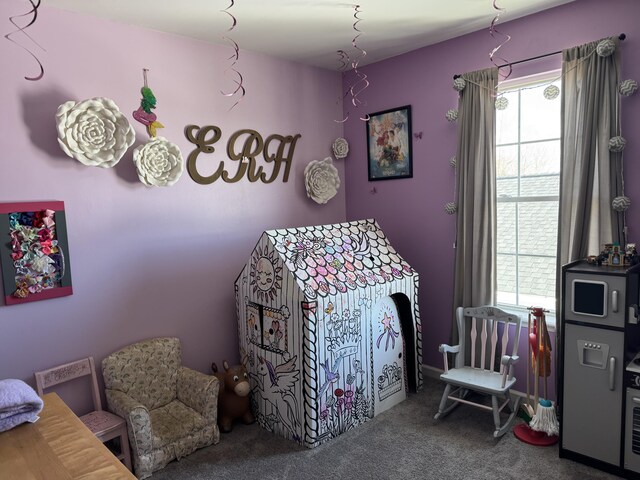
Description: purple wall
0,3,345,412
2,0,640,411
342,0,640,398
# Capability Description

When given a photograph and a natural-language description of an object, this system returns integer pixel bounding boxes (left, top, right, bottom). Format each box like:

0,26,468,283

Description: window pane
520,81,561,142
521,140,560,176
495,74,560,315
497,254,517,305
497,203,516,254
497,145,518,177
517,255,557,310
518,202,559,255
497,178,518,198
496,90,519,144
520,175,559,197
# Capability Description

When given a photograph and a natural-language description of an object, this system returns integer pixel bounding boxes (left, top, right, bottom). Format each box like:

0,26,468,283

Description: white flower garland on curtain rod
444,36,635,216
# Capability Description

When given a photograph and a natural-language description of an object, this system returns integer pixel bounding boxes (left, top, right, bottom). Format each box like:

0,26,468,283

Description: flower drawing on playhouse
319,356,369,439
281,234,326,269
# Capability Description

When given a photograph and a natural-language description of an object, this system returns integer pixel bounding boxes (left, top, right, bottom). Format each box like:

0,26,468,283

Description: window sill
496,304,556,333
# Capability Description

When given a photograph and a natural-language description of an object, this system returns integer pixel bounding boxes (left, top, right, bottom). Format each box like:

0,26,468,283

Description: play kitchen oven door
562,323,624,466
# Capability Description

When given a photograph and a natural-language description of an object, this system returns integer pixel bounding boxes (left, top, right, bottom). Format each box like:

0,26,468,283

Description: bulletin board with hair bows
0,201,73,305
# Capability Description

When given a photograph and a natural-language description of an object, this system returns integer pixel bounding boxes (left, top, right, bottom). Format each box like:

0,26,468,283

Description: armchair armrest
438,344,460,354
500,355,520,387
105,389,153,456
177,366,220,423
438,344,460,374
500,354,519,366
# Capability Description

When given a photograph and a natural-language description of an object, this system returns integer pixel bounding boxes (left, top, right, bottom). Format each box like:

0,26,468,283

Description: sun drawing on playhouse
249,246,283,303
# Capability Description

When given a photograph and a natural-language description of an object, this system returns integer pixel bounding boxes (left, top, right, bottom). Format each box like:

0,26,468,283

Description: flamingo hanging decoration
132,68,164,138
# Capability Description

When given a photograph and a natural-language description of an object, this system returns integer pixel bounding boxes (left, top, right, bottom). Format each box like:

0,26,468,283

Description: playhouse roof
257,219,417,299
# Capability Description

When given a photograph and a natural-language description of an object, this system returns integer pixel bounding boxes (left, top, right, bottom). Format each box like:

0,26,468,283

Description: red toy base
513,423,559,446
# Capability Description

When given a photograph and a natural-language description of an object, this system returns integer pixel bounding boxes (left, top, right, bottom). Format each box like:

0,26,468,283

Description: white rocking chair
434,306,521,438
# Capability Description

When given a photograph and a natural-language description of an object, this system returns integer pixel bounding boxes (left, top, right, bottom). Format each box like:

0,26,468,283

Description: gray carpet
151,374,619,479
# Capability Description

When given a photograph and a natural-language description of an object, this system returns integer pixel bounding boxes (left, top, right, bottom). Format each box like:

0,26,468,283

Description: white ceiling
46,0,576,70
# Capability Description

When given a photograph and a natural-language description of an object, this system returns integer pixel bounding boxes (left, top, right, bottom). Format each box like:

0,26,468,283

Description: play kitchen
559,260,640,478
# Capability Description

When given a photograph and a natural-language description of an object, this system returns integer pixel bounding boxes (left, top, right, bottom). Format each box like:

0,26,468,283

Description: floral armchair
102,337,219,479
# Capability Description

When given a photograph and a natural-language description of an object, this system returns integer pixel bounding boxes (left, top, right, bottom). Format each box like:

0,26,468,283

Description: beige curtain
557,36,623,273
452,67,498,343
556,37,623,324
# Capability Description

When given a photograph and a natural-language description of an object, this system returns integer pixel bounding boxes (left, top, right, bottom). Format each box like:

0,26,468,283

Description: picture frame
0,201,73,305
609,244,624,267
366,105,413,181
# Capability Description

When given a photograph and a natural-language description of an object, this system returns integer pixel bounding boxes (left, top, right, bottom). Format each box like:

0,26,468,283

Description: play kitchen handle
610,356,616,390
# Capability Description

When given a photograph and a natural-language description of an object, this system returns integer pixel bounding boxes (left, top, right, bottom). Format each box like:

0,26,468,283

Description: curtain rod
453,33,626,79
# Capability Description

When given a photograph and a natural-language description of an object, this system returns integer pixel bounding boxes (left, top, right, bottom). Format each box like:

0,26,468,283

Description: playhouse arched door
372,295,407,415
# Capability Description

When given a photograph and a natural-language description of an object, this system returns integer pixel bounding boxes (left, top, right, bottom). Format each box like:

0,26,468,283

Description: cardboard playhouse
235,219,422,447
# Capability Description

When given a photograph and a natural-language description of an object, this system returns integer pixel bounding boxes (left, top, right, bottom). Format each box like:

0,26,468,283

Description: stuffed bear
211,361,255,433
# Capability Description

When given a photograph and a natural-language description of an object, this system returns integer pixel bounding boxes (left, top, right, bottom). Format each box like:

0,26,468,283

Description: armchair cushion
102,337,220,479
150,400,211,448
103,337,180,410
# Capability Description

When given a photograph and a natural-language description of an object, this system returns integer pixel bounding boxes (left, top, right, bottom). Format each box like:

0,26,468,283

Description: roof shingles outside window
497,176,559,303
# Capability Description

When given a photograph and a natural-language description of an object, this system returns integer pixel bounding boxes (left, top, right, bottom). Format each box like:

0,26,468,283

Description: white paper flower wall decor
56,97,135,168
304,157,340,204
332,137,349,159
133,137,184,187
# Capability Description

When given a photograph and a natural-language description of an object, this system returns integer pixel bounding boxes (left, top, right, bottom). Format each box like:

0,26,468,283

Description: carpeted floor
151,374,619,480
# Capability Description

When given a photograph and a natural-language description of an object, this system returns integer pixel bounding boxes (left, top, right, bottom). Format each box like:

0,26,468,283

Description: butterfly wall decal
414,131,423,140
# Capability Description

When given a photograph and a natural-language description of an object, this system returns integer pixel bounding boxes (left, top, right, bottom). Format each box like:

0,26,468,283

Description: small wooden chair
434,306,521,438
35,357,132,471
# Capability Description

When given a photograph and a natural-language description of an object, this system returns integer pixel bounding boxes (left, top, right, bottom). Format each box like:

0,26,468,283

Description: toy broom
514,307,558,445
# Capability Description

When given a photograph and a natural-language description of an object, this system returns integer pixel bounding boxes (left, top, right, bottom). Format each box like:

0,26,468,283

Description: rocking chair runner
434,306,522,438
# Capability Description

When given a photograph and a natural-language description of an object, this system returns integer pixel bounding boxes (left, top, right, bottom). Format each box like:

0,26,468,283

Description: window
496,74,561,313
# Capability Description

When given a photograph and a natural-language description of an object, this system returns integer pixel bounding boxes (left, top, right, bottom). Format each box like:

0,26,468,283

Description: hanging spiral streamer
220,0,245,110
489,0,512,80
4,0,45,81
335,49,352,123
337,49,351,72
349,5,370,121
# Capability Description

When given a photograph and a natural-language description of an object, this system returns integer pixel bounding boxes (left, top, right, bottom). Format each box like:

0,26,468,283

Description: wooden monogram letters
185,125,301,185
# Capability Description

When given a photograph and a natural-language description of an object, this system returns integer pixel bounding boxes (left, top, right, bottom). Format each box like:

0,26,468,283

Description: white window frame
495,71,561,329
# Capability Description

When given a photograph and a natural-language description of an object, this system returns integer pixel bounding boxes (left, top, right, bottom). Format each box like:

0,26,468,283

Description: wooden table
0,392,135,479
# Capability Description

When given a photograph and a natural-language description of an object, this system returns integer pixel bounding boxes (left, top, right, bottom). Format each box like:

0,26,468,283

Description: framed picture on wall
366,105,413,181
0,201,73,305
